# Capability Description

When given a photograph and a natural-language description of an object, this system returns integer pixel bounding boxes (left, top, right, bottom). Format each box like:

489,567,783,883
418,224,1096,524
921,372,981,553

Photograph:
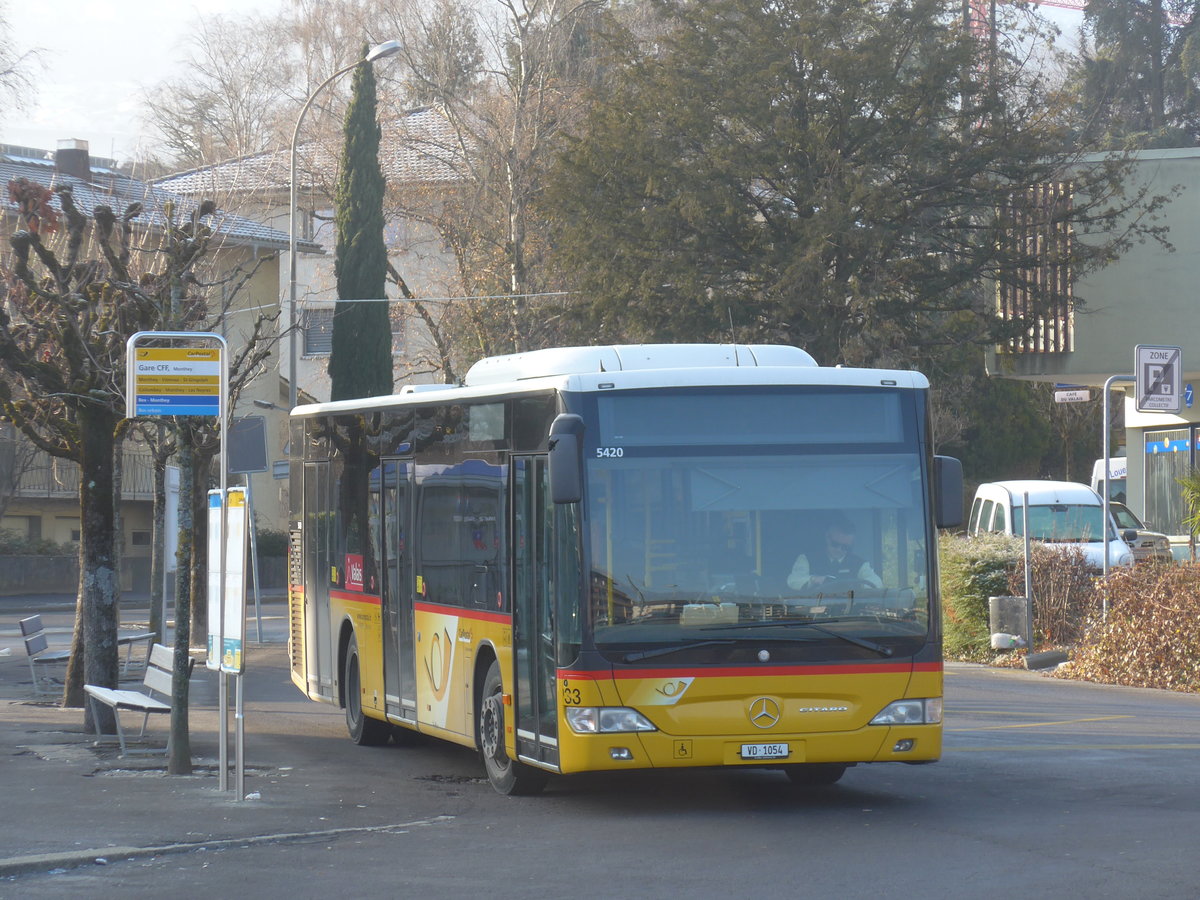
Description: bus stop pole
245,475,264,643
1023,492,1033,653
1102,374,1135,618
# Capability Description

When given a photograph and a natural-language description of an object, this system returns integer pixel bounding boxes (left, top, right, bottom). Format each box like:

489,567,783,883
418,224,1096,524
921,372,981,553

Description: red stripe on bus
558,661,941,680
414,601,512,625
330,589,381,606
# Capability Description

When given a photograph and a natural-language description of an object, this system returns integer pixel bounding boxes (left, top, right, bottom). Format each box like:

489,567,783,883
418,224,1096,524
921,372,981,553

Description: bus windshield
584,391,932,662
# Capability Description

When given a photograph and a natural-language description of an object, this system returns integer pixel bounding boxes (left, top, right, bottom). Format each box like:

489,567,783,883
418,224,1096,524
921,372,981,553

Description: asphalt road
3,602,1198,899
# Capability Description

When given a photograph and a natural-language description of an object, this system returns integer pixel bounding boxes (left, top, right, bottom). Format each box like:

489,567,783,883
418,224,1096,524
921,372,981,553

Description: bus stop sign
1136,345,1182,413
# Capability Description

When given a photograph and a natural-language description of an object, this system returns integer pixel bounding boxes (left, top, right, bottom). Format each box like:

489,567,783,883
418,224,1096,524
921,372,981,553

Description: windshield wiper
622,639,737,663
700,620,893,658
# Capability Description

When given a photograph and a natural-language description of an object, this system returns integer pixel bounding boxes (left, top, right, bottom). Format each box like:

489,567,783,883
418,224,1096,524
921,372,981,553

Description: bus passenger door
303,461,335,701
382,458,417,722
513,457,559,768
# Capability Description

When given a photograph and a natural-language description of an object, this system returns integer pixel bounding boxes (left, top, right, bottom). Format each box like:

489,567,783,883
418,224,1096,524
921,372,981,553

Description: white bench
19,615,72,695
83,644,191,756
20,615,158,695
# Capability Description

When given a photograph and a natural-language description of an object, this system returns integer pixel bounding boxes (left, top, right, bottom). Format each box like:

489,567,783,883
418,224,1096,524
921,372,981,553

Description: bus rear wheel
478,661,548,796
783,763,847,786
344,633,390,746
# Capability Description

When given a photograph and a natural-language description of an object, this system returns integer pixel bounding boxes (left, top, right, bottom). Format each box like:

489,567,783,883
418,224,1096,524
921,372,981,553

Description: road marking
947,715,1134,731
0,815,456,878
947,743,1200,752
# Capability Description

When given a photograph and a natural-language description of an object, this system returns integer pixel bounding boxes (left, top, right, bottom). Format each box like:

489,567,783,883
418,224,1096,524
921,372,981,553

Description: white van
968,480,1133,570
1090,457,1127,504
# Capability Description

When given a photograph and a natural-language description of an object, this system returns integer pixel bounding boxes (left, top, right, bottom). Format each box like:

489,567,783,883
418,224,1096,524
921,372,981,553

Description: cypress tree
329,51,392,401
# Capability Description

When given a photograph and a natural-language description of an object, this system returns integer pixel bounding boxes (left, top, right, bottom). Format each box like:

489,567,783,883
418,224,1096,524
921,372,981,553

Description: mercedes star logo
748,697,781,729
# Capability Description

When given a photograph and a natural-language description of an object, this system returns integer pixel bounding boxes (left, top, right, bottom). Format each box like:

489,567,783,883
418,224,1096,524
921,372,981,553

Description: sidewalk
0,596,436,880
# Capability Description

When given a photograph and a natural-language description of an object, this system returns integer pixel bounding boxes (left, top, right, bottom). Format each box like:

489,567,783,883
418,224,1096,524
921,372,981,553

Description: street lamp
287,39,403,410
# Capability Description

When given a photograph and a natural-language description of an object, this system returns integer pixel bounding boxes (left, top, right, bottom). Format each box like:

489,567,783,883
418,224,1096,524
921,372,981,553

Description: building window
303,308,334,356
131,530,151,547
305,305,405,357
1144,427,1194,535
997,182,1074,354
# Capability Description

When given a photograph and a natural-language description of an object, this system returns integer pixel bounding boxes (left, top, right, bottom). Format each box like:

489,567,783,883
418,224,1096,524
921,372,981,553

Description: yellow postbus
287,344,963,794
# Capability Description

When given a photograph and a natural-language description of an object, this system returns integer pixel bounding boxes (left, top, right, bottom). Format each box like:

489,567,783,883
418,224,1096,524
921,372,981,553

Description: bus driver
787,516,882,592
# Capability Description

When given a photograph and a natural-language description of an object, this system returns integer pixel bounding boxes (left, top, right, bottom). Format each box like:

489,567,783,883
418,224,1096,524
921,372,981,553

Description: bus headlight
565,707,657,734
870,698,942,725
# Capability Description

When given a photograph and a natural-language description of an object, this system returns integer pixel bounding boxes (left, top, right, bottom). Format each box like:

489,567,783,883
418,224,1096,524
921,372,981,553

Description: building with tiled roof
1,140,323,255
0,139,307,577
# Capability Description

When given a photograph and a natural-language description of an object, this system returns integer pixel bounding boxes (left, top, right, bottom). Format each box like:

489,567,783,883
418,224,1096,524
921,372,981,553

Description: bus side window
993,503,1006,534
968,497,982,535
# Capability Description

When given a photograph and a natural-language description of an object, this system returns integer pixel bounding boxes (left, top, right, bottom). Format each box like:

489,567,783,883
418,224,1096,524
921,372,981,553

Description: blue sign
134,396,220,416
1187,383,1194,409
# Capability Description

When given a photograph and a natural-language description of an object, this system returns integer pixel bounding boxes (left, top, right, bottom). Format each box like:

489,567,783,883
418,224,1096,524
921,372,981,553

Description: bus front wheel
478,661,548,796
344,633,390,746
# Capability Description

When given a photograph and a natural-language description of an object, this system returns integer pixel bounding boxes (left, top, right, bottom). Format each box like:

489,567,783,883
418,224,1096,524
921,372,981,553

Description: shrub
0,528,75,556
1064,564,1200,692
254,528,289,557
1006,544,1100,647
939,532,1022,660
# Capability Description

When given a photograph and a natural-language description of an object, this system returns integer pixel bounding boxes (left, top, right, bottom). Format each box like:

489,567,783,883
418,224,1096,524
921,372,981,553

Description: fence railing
1,439,157,501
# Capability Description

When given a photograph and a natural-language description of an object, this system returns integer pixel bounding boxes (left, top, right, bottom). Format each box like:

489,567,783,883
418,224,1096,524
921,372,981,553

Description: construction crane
968,0,1085,40
970,0,1185,39
1030,0,1088,11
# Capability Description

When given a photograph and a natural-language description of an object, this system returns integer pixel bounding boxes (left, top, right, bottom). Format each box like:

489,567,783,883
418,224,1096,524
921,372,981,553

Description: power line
297,290,577,305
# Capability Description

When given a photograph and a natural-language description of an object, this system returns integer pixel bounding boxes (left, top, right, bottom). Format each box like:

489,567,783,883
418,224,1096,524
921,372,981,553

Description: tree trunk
113,430,124,624
76,404,120,732
168,426,194,775
64,563,86,709
149,429,167,642
190,450,209,640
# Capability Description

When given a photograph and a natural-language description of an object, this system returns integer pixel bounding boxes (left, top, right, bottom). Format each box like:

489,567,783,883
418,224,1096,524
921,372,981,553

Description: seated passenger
787,517,882,592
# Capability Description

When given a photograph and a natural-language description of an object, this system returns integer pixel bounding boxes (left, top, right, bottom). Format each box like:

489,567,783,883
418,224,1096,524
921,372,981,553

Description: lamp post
288,39,403,410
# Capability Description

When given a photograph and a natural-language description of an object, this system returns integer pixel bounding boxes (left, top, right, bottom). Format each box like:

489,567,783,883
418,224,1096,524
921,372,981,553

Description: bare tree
143,13,297,169
378,0,611,359
0,179,189,722
0,2,37,118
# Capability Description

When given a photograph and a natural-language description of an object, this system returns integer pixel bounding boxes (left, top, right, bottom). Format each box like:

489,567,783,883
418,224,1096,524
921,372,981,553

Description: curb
1025,649,1070,670
0,816,455,878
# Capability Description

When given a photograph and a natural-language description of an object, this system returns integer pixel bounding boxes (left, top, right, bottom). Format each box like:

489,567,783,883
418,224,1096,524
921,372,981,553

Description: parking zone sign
1136,345,1182,413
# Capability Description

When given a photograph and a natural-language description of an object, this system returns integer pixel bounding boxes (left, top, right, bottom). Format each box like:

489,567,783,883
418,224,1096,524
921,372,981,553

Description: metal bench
115,628,156,675
83,643,191,756
20,615,158,695
19,615,72,695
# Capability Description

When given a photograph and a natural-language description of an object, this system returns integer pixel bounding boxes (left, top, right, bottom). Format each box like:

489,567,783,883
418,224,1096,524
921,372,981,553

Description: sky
3,0,285,164
2,0,1086,167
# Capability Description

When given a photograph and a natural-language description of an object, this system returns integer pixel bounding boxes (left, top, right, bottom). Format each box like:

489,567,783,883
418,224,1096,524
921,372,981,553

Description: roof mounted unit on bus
463,344,818,387
398,383,458,395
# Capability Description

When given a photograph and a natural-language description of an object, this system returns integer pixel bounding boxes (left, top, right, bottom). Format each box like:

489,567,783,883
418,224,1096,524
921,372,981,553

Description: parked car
1108,502,1172,564
968,480,1133,571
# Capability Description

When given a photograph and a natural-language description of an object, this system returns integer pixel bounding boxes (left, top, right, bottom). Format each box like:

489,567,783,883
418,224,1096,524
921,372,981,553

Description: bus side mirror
549,413,585,504
934,455,964,529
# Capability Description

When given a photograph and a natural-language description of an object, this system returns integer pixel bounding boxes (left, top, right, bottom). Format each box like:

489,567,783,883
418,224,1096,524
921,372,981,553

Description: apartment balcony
1,439,157,502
